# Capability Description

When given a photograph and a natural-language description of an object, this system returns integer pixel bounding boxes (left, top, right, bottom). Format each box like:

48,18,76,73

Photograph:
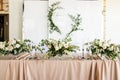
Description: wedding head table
0,60,120,80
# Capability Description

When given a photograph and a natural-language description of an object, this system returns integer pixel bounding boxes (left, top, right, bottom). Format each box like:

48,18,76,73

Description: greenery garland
48,2,62,34
64,14,83,41
48,2,83,42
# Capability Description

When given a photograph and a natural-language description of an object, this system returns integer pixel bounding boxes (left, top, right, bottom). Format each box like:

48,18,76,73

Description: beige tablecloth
0,60,120,80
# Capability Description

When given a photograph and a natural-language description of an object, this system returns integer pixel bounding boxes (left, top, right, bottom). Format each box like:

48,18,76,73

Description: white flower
8,40,16,45
64,44,69,48
64,50,70,54
99,42,102,47
58,43,62,49
15,44,20,48
116,47,119,52
0,42,5,49
54,44,59,51
55,47,59,51
62,42,65,46
103,44,106,49
108,46,114,51
6,46,13,51
47,45,51,48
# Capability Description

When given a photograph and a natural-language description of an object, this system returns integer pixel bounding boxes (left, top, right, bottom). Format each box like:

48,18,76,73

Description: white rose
55,47,59,51
47,45,51,48
16,44,20,48
64,43,69,48
8,40,16,45
6,46,13,51
54,45,59,51
99,42,102,47
103,44,106,49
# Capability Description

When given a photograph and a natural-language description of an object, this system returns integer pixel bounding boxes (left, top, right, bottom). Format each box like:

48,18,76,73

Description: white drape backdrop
23,0,103,48
23,1,48,43
49,0,103,48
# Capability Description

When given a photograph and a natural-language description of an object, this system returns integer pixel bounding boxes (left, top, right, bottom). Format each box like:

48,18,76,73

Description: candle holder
81,48,85,59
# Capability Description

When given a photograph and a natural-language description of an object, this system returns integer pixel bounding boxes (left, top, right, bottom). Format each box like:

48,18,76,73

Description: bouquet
40,39,79,58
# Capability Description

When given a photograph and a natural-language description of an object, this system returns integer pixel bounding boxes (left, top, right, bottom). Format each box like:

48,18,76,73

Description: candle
82,43,84,58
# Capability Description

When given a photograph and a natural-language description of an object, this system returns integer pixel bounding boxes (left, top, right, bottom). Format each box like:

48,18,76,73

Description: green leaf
48,1,62,34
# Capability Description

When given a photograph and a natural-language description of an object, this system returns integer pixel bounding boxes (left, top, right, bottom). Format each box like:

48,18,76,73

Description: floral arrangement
40,39,79,58
0,39,39,55
0,42,8,55
44,2,83,58
85,39,120,60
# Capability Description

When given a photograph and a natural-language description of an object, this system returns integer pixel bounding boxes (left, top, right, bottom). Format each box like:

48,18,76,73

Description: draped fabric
0,60,120,80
